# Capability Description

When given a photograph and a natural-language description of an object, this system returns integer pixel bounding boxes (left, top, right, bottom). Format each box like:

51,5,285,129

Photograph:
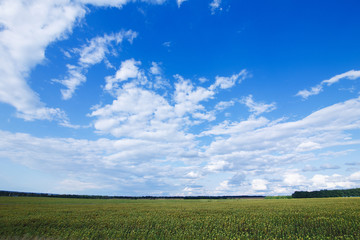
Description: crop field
0,197,359,239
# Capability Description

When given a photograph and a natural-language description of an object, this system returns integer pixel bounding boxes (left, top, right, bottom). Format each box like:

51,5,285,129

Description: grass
0,197,359,239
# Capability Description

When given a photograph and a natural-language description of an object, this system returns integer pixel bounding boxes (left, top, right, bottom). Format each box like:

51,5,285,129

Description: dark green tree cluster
0,190,264,199
292,188,360,198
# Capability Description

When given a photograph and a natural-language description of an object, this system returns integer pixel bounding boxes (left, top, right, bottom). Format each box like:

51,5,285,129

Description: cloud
150,62,161,75
311,174,354,189
251,179,268,191
240,95,276,116
57,65,86,100
199,77,208,83
2,95,360,195
296,84,323,99
283,173,308,186
202,97,360,192
0,0,164,120
91,83,188,141
57,31,137,99
209,70,248,90
149,62,169,89
177,0,187,7
174,75,215,120
77,0,167,8
0,0,85,120
209,0,222,14
297,70,360,99
214,100,235,111
349,171,360,181
104,58,141,92
57,179,104,192
0,129,201,195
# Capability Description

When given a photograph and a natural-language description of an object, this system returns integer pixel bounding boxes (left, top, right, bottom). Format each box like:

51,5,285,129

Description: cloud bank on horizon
0,0,360,196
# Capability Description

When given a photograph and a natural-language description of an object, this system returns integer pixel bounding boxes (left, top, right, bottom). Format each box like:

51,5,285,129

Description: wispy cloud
0,0,153,121
56,31,137,99
210,0,222,14
296,70,360,99
177,0,188,7
240,95,276,116
209,70,248,90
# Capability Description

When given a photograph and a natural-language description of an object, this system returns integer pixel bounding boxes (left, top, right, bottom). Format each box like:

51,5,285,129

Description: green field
1,197,359,239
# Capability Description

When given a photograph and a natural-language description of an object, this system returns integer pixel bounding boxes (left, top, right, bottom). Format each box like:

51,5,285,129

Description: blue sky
1,0,360,196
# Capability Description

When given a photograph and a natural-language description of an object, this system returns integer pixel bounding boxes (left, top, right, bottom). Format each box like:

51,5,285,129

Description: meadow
0,197,359,239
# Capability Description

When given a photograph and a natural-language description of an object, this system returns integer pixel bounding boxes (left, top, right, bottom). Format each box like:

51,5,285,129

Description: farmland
0,197,359,239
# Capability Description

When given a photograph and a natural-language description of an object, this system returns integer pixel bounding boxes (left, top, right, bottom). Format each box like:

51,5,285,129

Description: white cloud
349,171,360,181
214,100,235,111
91,84,186,141
202,97,360,186
209,70,248,90
216,180,231,191
105,58,141,91
57,179,104,192
174,75,215,120
240,95,276,116
0,129,201,195
283,173,308,186
57,65,86,100
296,141,321,152
162,41,171,47
311,174,354,189
296,84,323,99
322,70,360,86
0,0,163,120
210,0,222,14
150,62,161,75
251,179,268,191
77,0,167,8
297,70,360,99
58,31,137,99
199,77,208,83
0,0,85,120
201,117,270,136
177,0,187,7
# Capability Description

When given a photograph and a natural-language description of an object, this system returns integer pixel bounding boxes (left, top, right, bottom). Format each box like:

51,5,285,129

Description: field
0,197,359,239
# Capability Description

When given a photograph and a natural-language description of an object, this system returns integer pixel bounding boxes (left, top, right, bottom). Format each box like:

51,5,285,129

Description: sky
1,0,360,196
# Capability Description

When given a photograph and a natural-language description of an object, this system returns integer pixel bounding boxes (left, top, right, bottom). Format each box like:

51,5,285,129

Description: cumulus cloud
0,0,85,120
0,0,163,120
297,70,360,99
104,58,141,92
251,179,268,191
209,0,222,14
57,31,137,99
2,95,360,195
91,83,188,141
150,62,161,75
174,75,216,120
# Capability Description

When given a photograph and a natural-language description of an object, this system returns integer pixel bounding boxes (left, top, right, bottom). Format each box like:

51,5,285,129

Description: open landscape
1,196,360,239
1,1,360,239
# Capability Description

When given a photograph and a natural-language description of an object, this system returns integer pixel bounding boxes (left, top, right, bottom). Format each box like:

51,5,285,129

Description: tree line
292,188,360,198
0,190,264,199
